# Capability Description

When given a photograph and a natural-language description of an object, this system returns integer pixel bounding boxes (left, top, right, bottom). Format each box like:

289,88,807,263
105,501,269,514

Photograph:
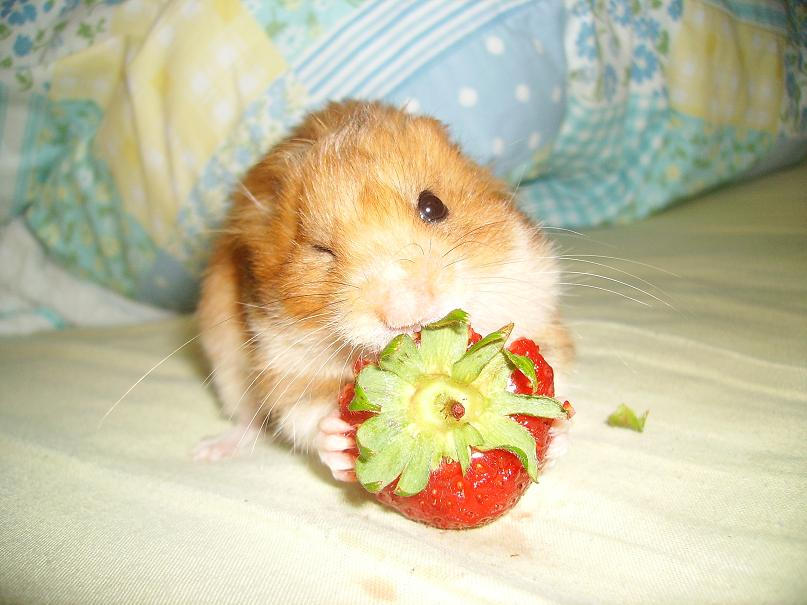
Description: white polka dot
403,97,420,114
239,72,260,94
181,1,201,16
146,148,164,168
91,79,106,94
683,61,696,77
652,136,663,149
532,38,544,54
671,88,688,103
191,72,209,94
693,7,705,24
77,167,93,188
182,149,197,167
458,87,478,107
213,100,234,123
217,45,238,67
485,35,504,55
528,132,541,149
515,84,530,102
491,138,505,155
156,24,174,46
551,86,562,103
130,185,146,205
124,0,144,14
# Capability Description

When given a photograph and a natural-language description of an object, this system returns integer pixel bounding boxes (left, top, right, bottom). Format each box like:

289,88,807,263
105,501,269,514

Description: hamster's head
231,101,560,355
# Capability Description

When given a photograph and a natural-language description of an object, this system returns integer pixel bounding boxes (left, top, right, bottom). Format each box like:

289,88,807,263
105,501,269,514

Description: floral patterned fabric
516,0,807,227
0,0,804,318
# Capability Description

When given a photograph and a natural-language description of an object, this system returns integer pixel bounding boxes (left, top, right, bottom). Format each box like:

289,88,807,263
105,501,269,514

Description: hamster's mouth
383,322,424,335
382,312,446,337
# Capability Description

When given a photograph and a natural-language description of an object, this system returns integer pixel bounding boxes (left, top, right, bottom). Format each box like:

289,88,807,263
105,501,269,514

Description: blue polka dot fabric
383,0,566,185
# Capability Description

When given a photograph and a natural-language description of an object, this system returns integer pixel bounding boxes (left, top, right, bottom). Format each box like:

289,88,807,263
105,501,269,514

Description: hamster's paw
315,409,357,482
193,424,261,462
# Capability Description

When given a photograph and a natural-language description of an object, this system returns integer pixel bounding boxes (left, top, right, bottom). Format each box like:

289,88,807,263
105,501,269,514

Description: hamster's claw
315,409,357,482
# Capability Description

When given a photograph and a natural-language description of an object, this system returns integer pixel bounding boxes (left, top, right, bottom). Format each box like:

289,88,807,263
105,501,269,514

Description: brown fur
196,101,573,455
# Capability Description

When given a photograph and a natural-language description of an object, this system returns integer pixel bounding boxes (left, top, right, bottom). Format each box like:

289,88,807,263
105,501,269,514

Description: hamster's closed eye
311,243,336,258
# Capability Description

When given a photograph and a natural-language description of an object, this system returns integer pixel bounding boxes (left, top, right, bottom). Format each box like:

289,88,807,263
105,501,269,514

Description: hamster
194,100,573,480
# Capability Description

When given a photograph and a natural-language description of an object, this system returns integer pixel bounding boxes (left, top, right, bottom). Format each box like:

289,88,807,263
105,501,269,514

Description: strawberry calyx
348,309,570,498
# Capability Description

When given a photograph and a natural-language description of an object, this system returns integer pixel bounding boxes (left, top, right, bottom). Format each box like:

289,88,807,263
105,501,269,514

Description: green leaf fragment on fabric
606,404,648,432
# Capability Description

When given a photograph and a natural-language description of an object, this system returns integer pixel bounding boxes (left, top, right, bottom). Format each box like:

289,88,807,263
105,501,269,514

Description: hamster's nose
376,284,437,331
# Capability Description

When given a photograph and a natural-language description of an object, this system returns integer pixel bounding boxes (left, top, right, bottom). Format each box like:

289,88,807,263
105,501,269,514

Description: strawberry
341,310,573,529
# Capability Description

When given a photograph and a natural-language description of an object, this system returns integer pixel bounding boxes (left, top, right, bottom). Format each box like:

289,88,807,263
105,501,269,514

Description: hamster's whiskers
555,282,651,306
443,220,510,255
203,309,335,390
227,317,342,425
270,338,356,454
99,312,239,430
243,331,346,454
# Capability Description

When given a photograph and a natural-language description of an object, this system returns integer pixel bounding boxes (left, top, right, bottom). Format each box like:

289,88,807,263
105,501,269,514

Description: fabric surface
1,0,805,316
0,217,171,334
2,162,805,604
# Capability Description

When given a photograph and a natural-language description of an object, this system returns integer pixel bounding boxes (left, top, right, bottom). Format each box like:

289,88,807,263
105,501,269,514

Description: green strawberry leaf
394,435,435,496
355,431,416,493
489,391,567,419
472,413,539,481
503,349,538,392
451,323,512,384
378,333,423,384
451,423,483,474
607,404,648,432
349,365,413,414
355,414,402,457
419,309,469,373
469,352,510,395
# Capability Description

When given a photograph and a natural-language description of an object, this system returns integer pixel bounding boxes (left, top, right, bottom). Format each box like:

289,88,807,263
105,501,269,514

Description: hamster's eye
312,243,336,258
417,191,448,223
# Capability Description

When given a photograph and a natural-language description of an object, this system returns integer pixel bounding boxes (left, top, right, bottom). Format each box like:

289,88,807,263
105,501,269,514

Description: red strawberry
377,451,530,530
508,337,555,397
340,310,572,529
